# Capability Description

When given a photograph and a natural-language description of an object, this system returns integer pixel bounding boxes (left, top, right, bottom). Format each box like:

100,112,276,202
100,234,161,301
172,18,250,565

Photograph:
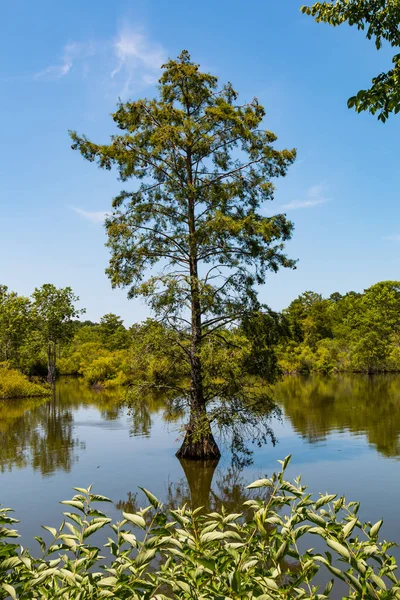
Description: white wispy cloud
384,234,400,242
31,25,166,93
111,28,166,93
71,207,109,224
281,184,330,211
33,41,96,81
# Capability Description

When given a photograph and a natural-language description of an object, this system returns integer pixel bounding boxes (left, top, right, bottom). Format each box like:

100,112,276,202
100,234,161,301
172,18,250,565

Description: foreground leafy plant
1,457,398,599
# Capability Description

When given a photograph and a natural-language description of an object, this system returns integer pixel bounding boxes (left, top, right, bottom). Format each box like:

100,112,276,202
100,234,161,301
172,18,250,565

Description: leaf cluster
1,457,399,599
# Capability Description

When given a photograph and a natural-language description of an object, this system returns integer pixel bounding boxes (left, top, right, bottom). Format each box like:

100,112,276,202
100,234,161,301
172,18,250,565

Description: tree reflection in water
117,458,272,516
275,374,400,457
4,374,400,505
0,380,122,475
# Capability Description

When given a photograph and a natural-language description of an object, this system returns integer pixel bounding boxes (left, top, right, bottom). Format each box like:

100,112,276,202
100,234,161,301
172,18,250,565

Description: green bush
0,365,50,399
1,457,398,599
79,350,129,387
57,343,109,376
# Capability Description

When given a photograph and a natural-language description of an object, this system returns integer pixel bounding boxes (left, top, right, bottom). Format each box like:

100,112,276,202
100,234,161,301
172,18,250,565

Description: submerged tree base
176,429,221,460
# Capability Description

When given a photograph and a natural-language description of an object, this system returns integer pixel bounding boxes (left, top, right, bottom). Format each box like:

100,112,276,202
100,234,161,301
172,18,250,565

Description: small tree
0,285,33,366
70,51,296,459
32,284,85,384
99,313,129,351
301,0,400,121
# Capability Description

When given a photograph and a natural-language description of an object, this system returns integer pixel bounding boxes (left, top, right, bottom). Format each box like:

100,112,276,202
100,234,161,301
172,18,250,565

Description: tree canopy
302,0,400,121
278,280,400,374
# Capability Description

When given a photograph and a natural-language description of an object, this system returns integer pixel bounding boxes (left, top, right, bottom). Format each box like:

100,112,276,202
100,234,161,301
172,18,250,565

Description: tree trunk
176,146,221,460
176,304,221,459
176,409,221,459
47,341,56,385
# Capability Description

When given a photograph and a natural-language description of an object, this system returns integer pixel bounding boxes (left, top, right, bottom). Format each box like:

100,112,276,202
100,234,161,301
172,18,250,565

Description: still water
1,375,400,557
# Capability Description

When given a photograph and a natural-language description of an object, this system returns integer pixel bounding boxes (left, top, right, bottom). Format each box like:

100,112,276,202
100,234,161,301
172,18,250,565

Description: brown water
1,375,400,565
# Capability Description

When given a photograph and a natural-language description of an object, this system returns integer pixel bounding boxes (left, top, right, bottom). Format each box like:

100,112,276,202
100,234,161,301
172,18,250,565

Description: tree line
4,279,400,384
279,280,400,374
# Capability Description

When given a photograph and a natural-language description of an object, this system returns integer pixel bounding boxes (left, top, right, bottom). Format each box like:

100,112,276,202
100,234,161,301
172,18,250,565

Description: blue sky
1,0,399,325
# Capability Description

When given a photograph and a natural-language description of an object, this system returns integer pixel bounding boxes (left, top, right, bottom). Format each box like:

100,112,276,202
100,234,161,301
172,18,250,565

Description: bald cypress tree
70,51,296,459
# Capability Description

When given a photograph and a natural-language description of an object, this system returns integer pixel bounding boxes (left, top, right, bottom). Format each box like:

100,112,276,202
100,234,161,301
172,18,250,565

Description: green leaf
90,494,112,503
121,532,137,546
279,455,292,470
60,500,85,511
315,494,337,509
83,519,111,538
98,577,118,587
122,513,146,529
323,579,334,595
73,487,88,494
175,580,191,594
370,572,387,590
1,584,17,600
200,531,226,544
246,478,273,489
342,518,358,539
326,538,351,560
42,525,57,537
370,519,383,537
264,578,279,591
139,488,161,509
135,548,157,567
1,556,22,570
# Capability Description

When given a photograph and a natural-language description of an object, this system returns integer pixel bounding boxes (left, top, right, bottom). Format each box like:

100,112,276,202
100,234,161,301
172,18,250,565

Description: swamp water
1,375,400,570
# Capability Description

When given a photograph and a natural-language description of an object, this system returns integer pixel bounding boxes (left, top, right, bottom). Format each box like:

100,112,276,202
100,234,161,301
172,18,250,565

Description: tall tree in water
32,285,84,384
302,0,400,121
70,51,296,459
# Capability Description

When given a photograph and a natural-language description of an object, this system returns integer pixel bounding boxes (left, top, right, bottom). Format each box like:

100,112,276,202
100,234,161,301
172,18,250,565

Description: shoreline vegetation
0,366,50,400
2,280,400,400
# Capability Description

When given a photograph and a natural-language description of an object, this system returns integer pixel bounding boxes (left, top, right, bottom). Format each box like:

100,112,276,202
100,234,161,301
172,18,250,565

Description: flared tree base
176,429,221,460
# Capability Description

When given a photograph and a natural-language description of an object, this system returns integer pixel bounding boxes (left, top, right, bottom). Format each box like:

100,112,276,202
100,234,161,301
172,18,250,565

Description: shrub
80,350,129,387
0,457,398,599
0,365,50,399
57,343,109,376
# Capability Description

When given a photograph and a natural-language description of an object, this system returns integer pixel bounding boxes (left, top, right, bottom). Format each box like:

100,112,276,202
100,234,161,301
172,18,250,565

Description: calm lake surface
1,374,400,560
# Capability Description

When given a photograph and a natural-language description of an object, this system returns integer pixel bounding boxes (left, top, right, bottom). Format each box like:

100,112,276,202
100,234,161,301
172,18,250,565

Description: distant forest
1,280,400,389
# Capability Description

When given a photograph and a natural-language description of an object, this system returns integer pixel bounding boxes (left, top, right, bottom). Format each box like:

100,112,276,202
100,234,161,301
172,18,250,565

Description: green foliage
0,283,90,390
70,51,296,327
283,292,333,348
301,0,400,121
0,365,50,399
1,458,399,598
0,286,33,368
32,284,85,383
58,343,109,377
32,285,84,346
80,350,130,387
278,281,400,374
99,314,130,351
